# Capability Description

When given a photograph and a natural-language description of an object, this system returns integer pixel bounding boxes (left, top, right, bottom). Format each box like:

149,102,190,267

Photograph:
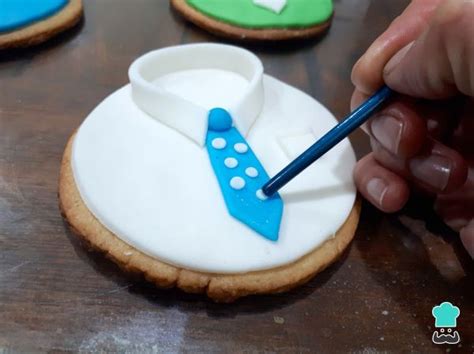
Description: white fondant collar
128,43,264,146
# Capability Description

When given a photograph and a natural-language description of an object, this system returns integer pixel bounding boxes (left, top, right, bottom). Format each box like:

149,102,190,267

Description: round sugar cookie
0,0,83,50
58,44,360,302
171,0,333,41
60,140,360,302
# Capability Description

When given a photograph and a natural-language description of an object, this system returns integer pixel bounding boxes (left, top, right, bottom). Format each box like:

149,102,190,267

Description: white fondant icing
256,189,268,201
234,143,248,154
211,137,226,149
153,69,248,110
72,44,356,274
230,176,246,190
277,130,347,202
253,0,287,14
245,167,259,178
224,157,238,168
278,131,316,160
128,44,264,146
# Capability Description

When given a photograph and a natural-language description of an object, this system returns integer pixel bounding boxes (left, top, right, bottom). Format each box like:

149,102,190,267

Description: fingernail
367,178,388,207
445,218,469,232
371,115,403,154
384,42,413,76
460,221,474,259
409,155,452,191
351,57,363,81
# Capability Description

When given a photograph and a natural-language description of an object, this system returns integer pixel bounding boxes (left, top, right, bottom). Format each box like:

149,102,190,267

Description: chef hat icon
432,302,460,328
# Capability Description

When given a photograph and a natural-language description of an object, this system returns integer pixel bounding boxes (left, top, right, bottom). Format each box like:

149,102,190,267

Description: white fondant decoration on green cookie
253,0,287,14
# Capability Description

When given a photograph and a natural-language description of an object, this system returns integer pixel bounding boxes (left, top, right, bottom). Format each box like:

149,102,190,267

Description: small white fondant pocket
253,0,287,14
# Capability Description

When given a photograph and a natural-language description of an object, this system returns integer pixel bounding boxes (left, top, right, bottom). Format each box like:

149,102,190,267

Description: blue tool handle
262,85,393,197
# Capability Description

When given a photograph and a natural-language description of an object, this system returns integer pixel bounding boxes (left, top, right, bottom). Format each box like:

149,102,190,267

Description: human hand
351,0,474,257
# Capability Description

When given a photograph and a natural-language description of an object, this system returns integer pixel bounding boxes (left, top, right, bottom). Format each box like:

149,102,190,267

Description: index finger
351,0,443,95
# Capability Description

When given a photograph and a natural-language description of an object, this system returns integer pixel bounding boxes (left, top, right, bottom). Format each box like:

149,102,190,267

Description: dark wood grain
0,0,472,352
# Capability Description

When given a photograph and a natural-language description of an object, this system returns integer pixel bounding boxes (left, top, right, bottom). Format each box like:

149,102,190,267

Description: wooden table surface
0,0,472,352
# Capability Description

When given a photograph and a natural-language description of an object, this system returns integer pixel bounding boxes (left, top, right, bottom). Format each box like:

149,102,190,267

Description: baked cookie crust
0,0,83,49
170,0,332,42
59,134,360,302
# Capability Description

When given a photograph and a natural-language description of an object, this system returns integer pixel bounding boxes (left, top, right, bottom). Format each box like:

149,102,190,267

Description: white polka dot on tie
245,167,258,178
211,137,226,149
224,157,238,169
230,177,245,190
256,189,268,200
234,143,248,153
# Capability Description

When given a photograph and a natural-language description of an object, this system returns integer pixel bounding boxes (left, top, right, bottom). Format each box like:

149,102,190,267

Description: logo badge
431,302,461,345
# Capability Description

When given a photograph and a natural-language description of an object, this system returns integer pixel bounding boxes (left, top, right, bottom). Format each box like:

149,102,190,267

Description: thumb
383,0,474,99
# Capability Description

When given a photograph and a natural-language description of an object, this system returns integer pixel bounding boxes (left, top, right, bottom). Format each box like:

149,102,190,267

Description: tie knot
208,108,233,132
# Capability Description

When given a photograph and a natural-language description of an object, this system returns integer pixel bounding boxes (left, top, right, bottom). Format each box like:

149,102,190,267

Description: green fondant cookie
186,0,333,29
171,0,333,42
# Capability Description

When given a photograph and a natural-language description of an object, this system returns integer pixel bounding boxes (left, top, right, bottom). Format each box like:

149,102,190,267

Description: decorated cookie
0,0,83,49
59,44,359,302
171,0,333,41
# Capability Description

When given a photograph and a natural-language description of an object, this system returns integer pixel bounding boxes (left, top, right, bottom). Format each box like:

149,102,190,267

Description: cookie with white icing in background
59,44,360,302
170,0,333,41
0,0,83,49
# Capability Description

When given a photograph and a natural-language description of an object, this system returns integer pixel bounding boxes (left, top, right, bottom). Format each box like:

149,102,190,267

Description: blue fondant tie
206,108,283,241
0,0,68,33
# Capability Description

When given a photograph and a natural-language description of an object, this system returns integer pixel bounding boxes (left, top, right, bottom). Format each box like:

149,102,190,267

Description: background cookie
171,0,333,42
59,135,361,303
0,0,83,49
